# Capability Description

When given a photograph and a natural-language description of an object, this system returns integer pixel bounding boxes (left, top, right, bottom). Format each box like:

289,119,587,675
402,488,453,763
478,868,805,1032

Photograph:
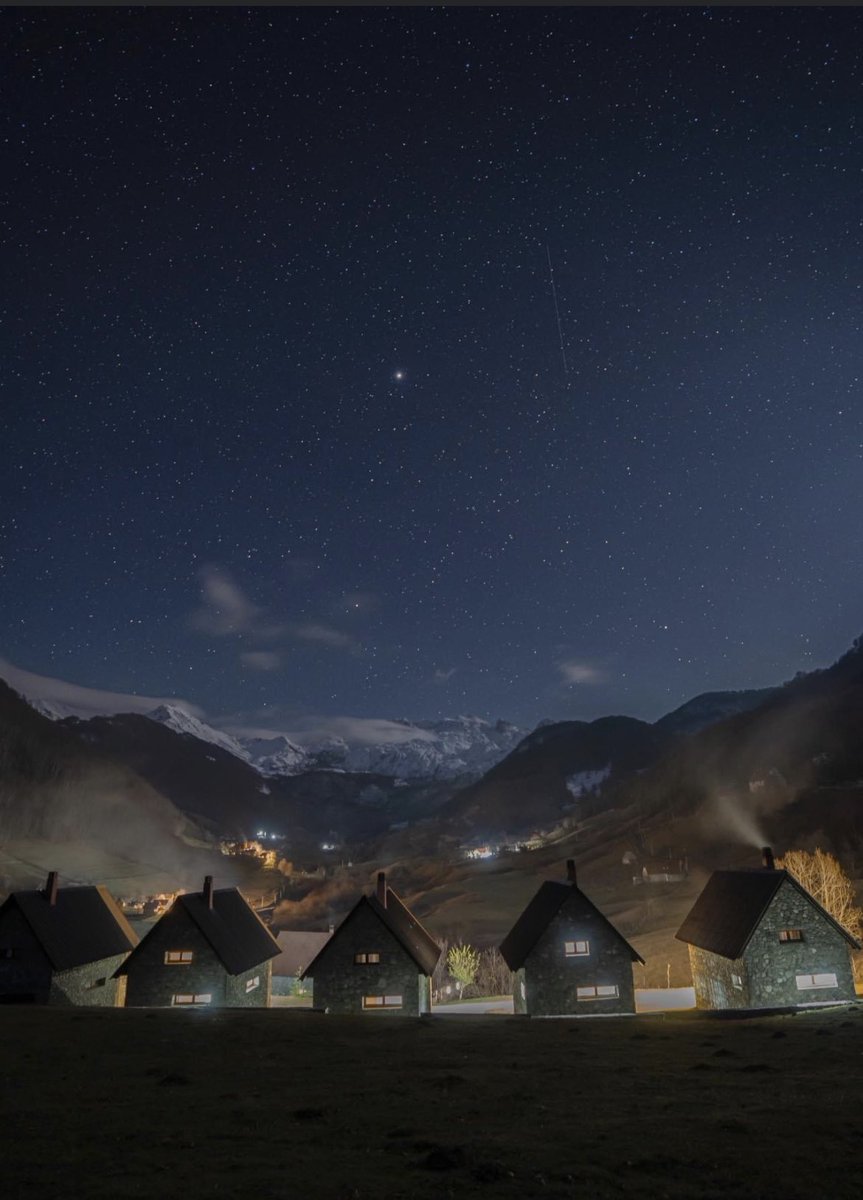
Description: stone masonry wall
523,894,637,1016
123,907,229,1007
688,945,750,1010
744,878,856,1007
0,904,53,1002
50,953,130,1007
225,960,273,1008
308,901,427,1016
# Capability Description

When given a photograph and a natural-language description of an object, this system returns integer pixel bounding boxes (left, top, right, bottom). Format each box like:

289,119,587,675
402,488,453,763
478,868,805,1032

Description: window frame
563,939,590,958
795,972,838,991
778,929,804,943
164,950,194,965
354,952,381,965
245,975,260,993
172,992,213,1006
576,983,619,1000
362,994,403,1009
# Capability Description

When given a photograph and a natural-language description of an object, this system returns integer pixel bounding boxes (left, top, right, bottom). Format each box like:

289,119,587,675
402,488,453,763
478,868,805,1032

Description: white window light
564,939,590,957
164,950,194,965
362,994,403,1009
245,976,260,993
796,973,838,990
172,993,213,1005
576,984,619,1000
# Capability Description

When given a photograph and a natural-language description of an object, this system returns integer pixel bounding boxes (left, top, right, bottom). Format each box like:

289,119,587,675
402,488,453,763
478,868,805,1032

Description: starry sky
3,6,863,734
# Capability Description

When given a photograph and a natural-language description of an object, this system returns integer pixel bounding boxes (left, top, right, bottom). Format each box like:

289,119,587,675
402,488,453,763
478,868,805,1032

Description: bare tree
777,848,863,940
475,946,514,997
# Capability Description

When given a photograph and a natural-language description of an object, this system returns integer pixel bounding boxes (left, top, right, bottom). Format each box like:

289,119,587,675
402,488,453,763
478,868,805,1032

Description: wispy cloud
239,650,282,672
433,667,457,684
558,660,605,685
221,713,435,747
0,658,204,719
291,622,356,649
188,565,281,638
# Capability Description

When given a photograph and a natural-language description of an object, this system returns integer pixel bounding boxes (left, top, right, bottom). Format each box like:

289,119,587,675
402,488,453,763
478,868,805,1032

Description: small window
85,977,107,990
245,976,260,993
354,952,381,964
796,973,838,991
576,984,619,1000
779,929,803,943
172,993,212,1005
362,994,402,1009
164,950,194,965
563,940,590,957
731,973,743,990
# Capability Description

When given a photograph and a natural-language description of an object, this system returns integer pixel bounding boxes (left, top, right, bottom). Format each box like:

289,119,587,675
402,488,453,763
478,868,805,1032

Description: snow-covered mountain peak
146,705,250,761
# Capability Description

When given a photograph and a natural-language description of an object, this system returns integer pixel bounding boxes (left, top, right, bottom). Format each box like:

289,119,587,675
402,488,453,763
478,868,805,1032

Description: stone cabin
676,847,861,1010
302,872,441,1015
0,871,138,1006
499,860,644,1017
116,876,280,1008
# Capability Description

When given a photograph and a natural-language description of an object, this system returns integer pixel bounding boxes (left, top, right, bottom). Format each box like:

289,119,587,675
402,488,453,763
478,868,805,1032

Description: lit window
354,952,381,964
779,929,803,943
731,974,743,990
164,950,194,964
362,994,402,1009
564,940,590,957
172,993,213,1005
576,984,619,1000
245,976,260,993
795,973,838,991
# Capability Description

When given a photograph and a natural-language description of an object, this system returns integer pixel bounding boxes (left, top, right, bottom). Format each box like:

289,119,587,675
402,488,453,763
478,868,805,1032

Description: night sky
3,7,862,735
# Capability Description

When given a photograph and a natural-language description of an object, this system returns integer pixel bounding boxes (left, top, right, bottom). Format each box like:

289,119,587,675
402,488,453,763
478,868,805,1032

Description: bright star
393,369,405,381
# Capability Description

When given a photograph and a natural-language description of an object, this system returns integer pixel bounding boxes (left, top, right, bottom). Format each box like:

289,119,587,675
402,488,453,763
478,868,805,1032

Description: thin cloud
188,565,283,639
558,660,606,685
0,658,204,719
240,650,282,672
291,622,356,649
433,667,457,684
221,714,436,747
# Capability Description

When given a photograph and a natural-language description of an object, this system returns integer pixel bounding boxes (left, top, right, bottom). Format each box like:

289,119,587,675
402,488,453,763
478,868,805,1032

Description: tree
776,848,863,941
447,942,480,998
475,946,514,998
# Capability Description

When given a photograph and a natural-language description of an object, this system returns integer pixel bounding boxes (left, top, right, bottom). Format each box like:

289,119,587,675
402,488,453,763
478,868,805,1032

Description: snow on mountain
240,734,309,776
271,715,526,780
146,705,251,762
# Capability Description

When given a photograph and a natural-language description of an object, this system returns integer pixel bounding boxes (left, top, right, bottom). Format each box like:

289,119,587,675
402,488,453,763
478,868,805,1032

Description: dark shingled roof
3,886,139,971
302,886,441,978
117,887,280,977
273,930,333,977
675,869,862,959
499,880,644,971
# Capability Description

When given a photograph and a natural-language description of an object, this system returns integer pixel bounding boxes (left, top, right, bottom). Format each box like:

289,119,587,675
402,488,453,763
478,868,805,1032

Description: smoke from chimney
762,846,775,871
44,871,59,906
376,871,387,907
203,875,214,908
566,859,577,886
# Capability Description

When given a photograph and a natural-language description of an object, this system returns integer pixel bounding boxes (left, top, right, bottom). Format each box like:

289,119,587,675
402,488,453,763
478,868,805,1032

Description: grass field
2,1004,863,1200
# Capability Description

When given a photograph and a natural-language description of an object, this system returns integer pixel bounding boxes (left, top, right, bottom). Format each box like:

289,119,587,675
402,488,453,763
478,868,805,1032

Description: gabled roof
499,880,645,970
675,868,862,959
2,886,139,971
117,888,280,977
302,886,441,978
273,930,333,977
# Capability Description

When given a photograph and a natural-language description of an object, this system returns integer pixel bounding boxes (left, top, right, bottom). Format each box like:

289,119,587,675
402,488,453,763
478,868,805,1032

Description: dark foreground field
2,1005,862,1200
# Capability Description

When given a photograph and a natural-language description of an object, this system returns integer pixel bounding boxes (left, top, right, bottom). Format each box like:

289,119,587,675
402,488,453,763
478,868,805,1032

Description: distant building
499,860,644,1017
116,876,280,1008
272,928,333,996
676,847,860,1009
0,871,138,1006
302,872,441,1015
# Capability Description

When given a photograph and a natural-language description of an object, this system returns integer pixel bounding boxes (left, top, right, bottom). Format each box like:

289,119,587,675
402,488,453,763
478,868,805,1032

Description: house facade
302,873,440,1015
117,876,280,1008
500,860,644,1017
0,872,137,1006
676,847,860,1010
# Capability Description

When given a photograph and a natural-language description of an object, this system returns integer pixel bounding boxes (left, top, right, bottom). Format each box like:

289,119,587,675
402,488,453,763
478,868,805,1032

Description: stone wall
744,878,856,1007
122,905,273,1008
688,945,750,1010
523,894,638,1016
307,901,428,1016
50,954,130,1007
0,903,53,1002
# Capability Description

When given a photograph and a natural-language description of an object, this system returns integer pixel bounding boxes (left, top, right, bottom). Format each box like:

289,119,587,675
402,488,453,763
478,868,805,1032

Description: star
393,370,405,382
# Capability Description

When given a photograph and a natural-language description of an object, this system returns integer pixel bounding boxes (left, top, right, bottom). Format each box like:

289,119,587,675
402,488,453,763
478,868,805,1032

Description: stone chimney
376,871,387,908
44,871,59,906
566,859,577,886
762,846,775,871
203,875,215,908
